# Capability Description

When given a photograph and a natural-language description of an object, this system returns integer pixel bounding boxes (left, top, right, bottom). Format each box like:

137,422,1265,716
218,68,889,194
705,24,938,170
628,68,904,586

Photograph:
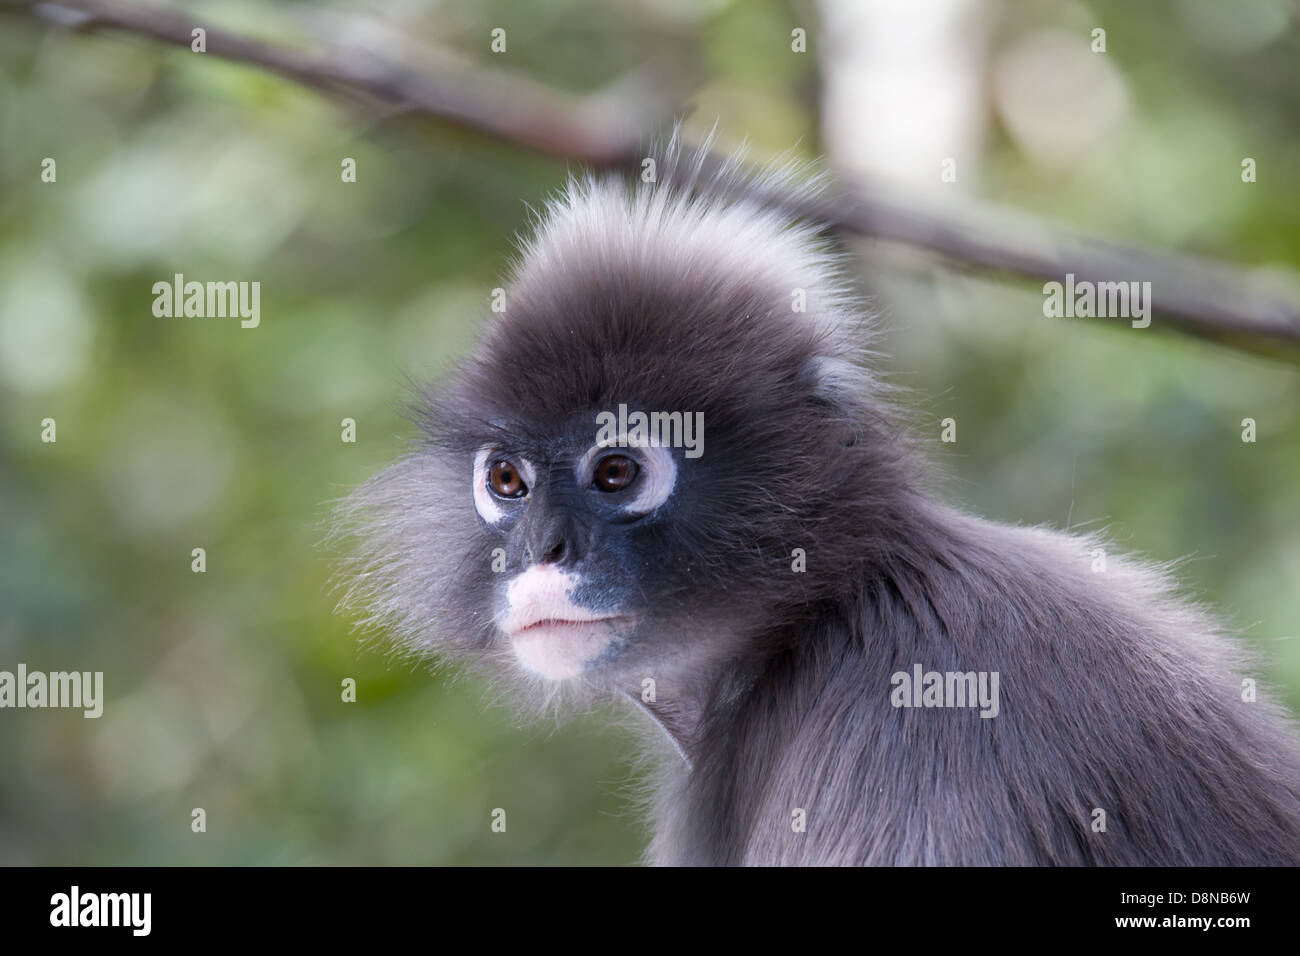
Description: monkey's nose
530,537,565,565
525,516,572,566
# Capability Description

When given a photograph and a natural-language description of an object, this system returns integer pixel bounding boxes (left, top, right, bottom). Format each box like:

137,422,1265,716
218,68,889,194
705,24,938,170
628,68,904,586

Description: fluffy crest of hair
508,131,865,356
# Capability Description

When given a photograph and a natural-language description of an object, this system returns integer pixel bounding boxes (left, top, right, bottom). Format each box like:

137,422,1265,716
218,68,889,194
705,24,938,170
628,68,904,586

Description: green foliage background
0,0,1297,864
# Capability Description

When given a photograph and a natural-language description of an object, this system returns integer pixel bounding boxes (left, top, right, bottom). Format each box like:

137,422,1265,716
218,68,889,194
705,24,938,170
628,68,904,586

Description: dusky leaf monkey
335,137,1300,866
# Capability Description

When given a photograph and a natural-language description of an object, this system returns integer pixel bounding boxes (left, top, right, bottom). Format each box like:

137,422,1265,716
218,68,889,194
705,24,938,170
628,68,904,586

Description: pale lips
500,566,630,679
507,616,629,680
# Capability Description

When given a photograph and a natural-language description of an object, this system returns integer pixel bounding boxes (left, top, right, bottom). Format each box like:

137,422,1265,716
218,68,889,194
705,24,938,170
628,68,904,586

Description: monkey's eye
592,454,638,492
488,459,528,498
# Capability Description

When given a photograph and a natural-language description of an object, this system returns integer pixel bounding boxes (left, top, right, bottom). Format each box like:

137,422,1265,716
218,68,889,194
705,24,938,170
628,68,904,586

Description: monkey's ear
803,355,867,409
801,355,871,447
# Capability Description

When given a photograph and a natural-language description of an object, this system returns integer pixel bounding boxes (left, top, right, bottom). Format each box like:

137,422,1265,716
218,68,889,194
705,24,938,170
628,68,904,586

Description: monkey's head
336,145,913,701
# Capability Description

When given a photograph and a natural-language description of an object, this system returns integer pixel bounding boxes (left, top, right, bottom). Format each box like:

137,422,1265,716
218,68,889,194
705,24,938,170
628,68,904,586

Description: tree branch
12,0,1300,360
24,0,653,165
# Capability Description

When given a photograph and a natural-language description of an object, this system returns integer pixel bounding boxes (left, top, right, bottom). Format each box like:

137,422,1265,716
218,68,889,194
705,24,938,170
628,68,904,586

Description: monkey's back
653,511,1300,866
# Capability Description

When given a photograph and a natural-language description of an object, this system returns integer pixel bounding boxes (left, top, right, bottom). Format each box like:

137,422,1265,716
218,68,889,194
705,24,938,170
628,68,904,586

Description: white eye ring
473,446,535,524
578,441,676,515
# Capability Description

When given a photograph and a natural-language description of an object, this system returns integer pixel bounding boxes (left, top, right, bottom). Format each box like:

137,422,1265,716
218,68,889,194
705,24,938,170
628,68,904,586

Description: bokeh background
1,0,1297,865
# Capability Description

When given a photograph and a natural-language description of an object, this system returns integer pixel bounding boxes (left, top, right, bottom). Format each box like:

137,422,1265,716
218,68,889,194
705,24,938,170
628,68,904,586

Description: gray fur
333,136,1300,865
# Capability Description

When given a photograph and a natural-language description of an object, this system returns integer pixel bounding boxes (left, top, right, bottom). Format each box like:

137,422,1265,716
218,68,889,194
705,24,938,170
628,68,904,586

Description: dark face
339,168,905,703
469,412,692,680
412,264,893,691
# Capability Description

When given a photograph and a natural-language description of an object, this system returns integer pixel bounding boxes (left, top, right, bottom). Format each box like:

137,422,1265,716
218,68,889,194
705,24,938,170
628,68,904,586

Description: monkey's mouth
506,616,633,680
498,565,636,679
514,616,626,633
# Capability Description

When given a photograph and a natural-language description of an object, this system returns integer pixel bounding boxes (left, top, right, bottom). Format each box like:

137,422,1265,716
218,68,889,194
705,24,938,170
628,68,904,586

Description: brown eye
489,459,527,498
593,454,638,492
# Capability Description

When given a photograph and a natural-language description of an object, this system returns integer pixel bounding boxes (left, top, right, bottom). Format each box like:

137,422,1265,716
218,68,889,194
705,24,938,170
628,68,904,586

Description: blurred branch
12,0,1300,360
21,0,652,165
782,180,1300,359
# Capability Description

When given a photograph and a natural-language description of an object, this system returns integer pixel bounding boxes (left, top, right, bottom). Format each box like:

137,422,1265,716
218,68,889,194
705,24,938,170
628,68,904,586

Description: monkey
334,136,1300,866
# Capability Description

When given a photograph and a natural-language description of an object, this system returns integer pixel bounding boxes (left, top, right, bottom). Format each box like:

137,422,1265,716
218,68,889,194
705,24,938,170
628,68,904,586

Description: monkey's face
338,171,893,696
469,428,683,681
